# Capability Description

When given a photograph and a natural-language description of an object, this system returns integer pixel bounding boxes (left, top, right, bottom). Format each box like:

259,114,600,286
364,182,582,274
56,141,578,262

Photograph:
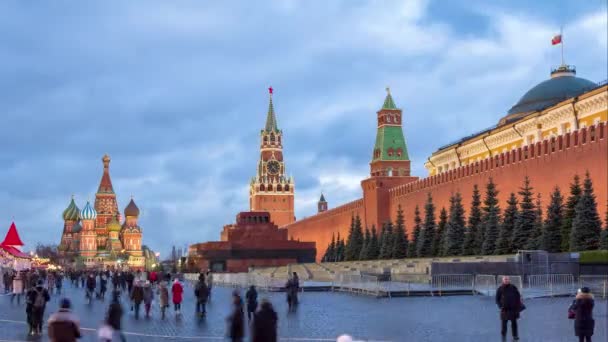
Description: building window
396,148,402,157
387,116,392,123
387,148,394,157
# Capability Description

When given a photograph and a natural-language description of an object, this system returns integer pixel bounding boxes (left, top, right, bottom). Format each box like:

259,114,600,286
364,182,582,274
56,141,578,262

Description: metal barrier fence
579,275,608,299
474,275,497,296
431,274,475,295
332,273,381,296
527,274,574,297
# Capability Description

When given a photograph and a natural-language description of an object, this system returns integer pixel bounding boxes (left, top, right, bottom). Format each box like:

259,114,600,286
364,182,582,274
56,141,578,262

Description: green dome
107,216,121,232
508,66,597,116
71,221,82,233
62,198,80,221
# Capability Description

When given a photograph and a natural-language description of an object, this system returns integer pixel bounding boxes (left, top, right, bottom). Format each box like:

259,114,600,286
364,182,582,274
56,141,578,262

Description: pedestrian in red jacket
171,279,183,315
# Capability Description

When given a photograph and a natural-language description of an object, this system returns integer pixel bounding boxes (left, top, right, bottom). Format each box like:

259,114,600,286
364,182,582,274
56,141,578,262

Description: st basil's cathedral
58,155,145,270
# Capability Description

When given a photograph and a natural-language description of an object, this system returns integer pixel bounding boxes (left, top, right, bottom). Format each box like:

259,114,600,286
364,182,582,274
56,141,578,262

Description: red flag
552,34,562,45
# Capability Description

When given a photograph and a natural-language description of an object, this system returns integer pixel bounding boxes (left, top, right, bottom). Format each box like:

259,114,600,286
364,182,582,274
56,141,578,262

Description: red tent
1,222,24,247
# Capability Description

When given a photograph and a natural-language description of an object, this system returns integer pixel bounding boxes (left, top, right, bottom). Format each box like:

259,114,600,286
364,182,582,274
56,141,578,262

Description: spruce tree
481,178,501,255
344,216,356,260
512,176,536,251
571,172,602,251
433,207,448,257
495,193,518,255
525,193,543,250
409,206,422,258
561,175,582,252
418,194,436,257
335,233,345,261
542,187,564,253
384,221,395,259
346,215,364,261
368,225,380,259
359,228,371,260
378,223,388,259
463,184,482,255
444,192,466,256
392,206,408,258
324,233,336,262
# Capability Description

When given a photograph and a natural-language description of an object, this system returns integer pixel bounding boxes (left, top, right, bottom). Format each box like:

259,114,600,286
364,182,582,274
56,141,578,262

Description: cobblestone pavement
0,282,606,341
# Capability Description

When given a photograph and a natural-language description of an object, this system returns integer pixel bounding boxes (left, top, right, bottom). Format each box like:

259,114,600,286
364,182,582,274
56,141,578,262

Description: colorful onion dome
80,201,97,220
71,221,82,233
62,197,80,221
124,198,140,217
107,216,121,232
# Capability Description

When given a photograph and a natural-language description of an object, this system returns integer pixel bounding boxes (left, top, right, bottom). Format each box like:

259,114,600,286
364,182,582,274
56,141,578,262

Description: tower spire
265,86,279,132
382,86,397,110
98,154,115,193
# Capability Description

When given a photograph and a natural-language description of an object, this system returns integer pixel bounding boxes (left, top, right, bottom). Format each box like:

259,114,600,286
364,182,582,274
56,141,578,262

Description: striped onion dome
62,197,80,221
107,216,121,232
71,221,82,233
124,198,140,217
80,201,97,220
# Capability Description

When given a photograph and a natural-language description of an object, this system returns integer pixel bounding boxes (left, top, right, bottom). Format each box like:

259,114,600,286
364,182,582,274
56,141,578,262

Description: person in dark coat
495,276,521,341
47,298,81,342
106,290,126,342
131,281,144,319
226,291,244,342
85,273,96,303
194,279,209,316
245,285,258,321
27,280,50,336
570,287,595,342
252,299,277,342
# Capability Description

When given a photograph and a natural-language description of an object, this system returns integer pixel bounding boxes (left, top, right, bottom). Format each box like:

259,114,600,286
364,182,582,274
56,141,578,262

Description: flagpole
560,26,564,66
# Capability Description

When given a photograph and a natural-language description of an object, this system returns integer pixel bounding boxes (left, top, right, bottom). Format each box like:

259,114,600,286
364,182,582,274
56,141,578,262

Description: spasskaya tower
249,87,295,227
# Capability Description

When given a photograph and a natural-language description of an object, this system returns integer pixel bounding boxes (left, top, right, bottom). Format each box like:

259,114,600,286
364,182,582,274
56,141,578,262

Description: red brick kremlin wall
285,123,608,262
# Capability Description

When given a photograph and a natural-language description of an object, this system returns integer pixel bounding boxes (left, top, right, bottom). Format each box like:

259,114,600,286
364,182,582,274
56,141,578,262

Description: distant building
58,155,145,270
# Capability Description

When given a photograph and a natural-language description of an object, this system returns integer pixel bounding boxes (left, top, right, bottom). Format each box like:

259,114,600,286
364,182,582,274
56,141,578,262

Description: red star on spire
269,86,273,95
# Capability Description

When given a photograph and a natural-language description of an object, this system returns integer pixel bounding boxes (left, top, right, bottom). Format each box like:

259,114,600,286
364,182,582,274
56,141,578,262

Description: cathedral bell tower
249,87,295,227
361,88,418,229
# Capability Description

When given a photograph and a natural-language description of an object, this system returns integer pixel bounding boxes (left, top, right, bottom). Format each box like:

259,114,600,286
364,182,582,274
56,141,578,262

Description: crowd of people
2,268,598,341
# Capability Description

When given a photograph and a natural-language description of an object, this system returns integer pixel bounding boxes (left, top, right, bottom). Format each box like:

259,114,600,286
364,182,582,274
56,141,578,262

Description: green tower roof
265,88,279,132
382,87,397,109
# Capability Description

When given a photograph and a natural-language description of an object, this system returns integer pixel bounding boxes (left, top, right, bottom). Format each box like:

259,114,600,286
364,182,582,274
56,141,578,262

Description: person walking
131,281,144,319
99,274,108,300
206,270,213,300
27,280,50,336
495,276,522,341
143,281,153,318
86,273,96,304
126,272,134,294
171,278,183,315
47,272,56,295
194,278,209,317
570,287,595,342
4,270,14,293
158,278,170,319
252,299,278,342
47,298,81,342
245,285,258,321
106,290,126,342
56,272,63,295
11,271,24,304
226,291,244,342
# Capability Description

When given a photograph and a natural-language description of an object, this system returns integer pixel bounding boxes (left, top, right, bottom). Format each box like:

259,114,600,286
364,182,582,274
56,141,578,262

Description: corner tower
370,88,411,177
249,87,295,227
361,88,418,230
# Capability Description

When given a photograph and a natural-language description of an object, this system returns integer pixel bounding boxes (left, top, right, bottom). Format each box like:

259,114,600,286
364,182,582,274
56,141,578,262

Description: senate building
58,155,145,270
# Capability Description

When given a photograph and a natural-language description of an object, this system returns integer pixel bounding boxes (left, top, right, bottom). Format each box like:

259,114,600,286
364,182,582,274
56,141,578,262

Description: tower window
396,148,402,157
387,148,394,157
386,116,392,123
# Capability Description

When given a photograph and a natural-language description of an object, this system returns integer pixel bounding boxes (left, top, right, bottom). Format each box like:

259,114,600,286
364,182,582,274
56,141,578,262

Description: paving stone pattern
0,282,606,341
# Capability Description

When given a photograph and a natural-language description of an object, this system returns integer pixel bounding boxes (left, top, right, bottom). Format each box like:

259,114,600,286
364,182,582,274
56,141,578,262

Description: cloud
0,0,605,256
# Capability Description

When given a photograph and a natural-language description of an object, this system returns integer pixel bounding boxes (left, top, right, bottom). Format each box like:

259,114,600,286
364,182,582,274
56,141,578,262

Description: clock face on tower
267,160,280,175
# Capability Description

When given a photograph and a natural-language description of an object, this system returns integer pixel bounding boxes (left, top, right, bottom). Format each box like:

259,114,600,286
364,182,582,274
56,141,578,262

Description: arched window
387,167,393,176
284,185,289,191
387,148,394,157
263,136,268,144
270,134,276,142
260,184,265,191
267,184,273,191
277,184,282,191
396,148,402,157
386,116,392,123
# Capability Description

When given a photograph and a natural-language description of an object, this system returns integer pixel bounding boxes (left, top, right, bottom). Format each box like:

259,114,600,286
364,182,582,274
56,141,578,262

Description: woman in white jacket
11,271,24,304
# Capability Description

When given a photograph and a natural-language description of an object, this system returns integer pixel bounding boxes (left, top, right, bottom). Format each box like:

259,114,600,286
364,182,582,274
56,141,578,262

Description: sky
1,0,606,258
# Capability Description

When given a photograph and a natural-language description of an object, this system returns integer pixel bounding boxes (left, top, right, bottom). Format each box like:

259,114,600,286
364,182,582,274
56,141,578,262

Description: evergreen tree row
322,172,607,262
